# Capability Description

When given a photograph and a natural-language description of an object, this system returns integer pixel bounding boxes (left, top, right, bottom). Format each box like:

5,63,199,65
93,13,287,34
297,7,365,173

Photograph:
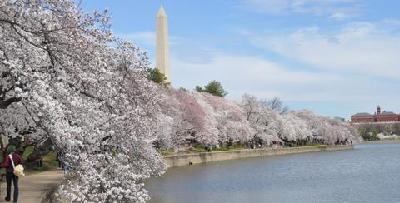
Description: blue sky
81,0,400,119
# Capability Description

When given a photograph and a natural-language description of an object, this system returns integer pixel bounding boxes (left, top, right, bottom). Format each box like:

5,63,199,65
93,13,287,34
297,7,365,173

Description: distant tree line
356,123,400,141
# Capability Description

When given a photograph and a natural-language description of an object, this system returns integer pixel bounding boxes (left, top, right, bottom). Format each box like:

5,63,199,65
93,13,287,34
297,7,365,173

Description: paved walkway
0,170,63,203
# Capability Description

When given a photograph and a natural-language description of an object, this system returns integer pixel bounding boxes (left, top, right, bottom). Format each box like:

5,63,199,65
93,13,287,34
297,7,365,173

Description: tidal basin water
147,143,400,203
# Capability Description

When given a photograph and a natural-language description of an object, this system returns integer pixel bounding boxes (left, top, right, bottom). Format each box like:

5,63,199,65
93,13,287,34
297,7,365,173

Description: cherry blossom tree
280,112,312,143
157,90,254,150
242,95,357,146
265,97,288,114
157,89,216,149
1,1,165,202
201,93,253,145
295,110,357,145
241,94,282,146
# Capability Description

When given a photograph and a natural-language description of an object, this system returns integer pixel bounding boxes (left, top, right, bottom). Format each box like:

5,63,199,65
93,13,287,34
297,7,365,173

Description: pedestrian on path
2,145,22,202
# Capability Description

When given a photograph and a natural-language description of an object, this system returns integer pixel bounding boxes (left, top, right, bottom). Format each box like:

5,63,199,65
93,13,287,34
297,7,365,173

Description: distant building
351,106,400,123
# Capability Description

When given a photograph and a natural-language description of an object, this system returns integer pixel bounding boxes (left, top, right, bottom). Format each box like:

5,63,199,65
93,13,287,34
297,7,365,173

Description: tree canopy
147,68,169,87
0,1,164,202
196,80,228,97
265,97,288,114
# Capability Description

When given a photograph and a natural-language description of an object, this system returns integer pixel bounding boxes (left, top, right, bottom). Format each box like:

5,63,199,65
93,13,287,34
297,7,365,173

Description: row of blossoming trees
154,89,358,152
0,0,357,202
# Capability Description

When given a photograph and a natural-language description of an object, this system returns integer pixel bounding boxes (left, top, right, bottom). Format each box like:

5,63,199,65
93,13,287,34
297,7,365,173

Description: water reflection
147,144,400,203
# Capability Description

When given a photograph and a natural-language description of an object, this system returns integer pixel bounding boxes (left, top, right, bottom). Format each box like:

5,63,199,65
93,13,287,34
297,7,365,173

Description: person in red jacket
2,145,22,203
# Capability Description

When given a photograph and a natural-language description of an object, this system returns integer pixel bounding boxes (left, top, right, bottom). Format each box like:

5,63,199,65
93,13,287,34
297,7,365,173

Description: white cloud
241,0,361,18
246,21,400,79
117,23,400,117
170,52,400,106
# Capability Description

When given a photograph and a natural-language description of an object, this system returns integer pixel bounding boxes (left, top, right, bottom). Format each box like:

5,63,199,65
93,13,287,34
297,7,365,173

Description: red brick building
351,106,400,123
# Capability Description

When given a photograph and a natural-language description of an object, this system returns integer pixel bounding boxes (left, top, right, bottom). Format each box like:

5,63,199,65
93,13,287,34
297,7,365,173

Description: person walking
2,145,22,202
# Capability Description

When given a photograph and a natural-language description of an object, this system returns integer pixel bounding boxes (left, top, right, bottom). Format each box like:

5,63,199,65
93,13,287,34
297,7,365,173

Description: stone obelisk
156,6,171,83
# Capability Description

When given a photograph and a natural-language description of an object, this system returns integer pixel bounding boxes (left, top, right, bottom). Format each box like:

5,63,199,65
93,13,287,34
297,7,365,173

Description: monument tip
157,6,167,17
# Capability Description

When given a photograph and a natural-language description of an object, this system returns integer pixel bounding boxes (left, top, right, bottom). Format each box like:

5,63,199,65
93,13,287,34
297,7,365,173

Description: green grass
213,144,245,151
188,143,246,153
160,149,176,156
190,145,208,152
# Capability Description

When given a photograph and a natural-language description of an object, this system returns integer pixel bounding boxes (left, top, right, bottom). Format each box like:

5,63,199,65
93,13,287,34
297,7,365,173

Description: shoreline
362,139,400,144
164,145,353,168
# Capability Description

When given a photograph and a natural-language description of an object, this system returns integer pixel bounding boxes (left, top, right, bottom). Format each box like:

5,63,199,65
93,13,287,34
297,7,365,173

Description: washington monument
156,6,171,83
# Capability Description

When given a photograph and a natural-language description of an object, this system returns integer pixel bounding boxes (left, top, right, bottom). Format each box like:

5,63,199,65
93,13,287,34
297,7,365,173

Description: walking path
0,170,63,203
